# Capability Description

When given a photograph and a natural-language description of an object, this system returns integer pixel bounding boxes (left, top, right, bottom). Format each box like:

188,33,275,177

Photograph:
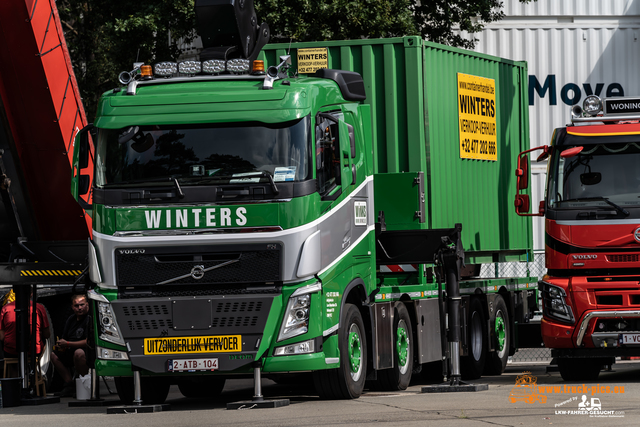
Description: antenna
287,38,292,55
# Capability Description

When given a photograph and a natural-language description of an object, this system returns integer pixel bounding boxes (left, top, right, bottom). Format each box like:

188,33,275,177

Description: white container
75,375,91,400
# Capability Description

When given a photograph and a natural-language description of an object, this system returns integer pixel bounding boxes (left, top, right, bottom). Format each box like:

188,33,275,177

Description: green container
261,37,532,262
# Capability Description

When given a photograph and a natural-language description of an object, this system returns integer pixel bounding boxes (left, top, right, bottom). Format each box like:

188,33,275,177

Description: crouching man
52,294,91,396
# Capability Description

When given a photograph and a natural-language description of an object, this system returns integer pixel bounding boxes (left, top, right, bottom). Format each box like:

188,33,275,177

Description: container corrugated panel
261,37,428,175
501,0,640,17
261,38,532,260
422,42,530,259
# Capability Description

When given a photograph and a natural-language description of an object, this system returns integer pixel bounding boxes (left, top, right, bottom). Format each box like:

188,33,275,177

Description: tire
484,295,510,375
461,297,487,380
178,377,225,398
557,358,603,381
115,376,171,404
376,302,413,390
313,304,367,399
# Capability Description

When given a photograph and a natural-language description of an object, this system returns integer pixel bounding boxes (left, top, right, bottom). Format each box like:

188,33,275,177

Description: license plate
144,335,242,355
168,358,218,372
620,333,640,345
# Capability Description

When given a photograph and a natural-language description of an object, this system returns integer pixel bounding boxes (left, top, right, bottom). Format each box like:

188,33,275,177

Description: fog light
97,346,129,360
274,339,315,356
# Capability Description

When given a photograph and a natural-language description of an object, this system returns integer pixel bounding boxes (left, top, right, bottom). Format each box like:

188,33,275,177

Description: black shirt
61,314,91,342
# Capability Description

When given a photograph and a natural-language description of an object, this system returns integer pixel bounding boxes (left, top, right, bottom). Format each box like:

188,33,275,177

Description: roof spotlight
583,95,603,117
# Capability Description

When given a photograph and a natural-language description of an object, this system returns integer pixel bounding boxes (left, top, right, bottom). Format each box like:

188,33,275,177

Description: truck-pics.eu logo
508,371,625,418
509,372,547,404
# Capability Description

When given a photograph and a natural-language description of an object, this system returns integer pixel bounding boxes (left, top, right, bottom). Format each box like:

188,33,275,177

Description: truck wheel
461,297,487,380
313,303,367,399
178,377,225,398
377,302,413,390
557,358,603,381
485,295,510,375
114,376,171,404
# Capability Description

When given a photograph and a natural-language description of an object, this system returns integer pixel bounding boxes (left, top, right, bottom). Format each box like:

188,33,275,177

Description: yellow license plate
144,335,242,355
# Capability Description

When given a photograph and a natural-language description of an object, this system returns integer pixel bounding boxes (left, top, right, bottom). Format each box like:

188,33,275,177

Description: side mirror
72,124,94,211
516,154,529,190
347,123,355,158
338,120,354,190
514,145,548,217
536,145,552,162
561,146,583,158
514,194,530,215
79,125,91,169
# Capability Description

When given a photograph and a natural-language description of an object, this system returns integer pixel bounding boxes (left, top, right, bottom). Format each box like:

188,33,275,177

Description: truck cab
516,95,640,380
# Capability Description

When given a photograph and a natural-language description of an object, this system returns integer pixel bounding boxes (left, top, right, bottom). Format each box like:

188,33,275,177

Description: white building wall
468,0,640,254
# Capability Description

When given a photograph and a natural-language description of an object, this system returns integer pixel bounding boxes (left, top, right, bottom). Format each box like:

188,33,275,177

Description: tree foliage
254,0,417,42
58,0,196,120
58,0,534,120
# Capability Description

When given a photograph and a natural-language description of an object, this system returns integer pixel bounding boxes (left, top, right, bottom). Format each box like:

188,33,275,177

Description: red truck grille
606,254,639,263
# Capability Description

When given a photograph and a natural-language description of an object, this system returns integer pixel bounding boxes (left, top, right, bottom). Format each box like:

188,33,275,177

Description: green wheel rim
495,310,506,357
396,319,409,374
348,323,363,381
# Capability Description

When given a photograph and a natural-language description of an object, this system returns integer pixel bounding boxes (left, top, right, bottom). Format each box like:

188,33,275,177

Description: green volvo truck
72,0,536,403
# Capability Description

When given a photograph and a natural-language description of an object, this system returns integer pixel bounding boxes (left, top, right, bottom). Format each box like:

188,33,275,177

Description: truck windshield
94,116,311,188
547,141,640,210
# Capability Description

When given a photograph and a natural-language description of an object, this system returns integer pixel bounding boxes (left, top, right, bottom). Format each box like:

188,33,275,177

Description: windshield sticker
207,168,220,176
274,167,296,182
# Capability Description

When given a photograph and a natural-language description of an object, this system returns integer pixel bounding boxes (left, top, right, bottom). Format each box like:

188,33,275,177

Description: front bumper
542,309,640,349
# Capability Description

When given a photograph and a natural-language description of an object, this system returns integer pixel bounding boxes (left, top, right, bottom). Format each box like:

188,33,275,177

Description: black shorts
55,348,86,368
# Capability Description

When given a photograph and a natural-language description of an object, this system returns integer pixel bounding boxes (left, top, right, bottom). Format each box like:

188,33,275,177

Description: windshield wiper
562,197,629,216
195,171,279,194
104,175,184,198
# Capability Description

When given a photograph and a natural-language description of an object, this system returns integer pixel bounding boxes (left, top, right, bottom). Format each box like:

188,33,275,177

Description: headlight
278,294,311,341
583,95,602,117
542,283,575,323
97,346,128,360
274,339,315,356
97,301,125,346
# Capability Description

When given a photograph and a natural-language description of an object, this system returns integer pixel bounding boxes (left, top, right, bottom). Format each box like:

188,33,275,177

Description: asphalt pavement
1,361,639,426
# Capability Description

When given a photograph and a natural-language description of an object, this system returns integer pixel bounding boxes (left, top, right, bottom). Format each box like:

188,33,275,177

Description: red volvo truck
515,95,640,380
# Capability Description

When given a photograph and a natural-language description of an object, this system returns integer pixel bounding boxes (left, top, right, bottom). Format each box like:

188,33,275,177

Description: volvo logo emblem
119,249,145,255
572,255,597,260
190,265,205,280
635,227,640,243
